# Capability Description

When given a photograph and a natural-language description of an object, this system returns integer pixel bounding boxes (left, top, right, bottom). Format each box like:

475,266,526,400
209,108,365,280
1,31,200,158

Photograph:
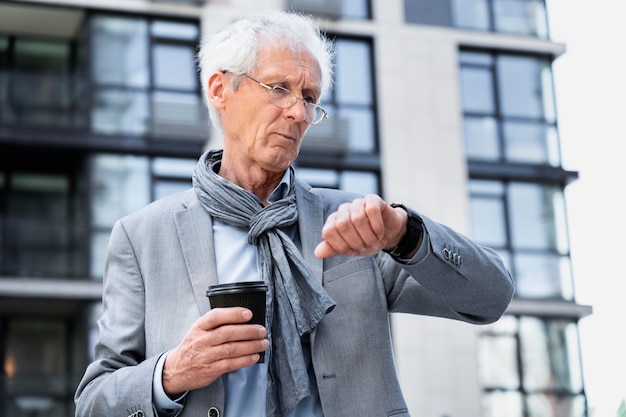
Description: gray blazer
75,178,514,417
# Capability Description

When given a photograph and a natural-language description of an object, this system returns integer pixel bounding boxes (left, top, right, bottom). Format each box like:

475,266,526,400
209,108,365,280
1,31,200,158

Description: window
288,0,371,20
89,154,150,279
460,50,560,166
297,35,380,195
469,180,573,300
478,316,587,417
90,15,206,140
1,317,81,417
0,152,87,279
0,37,86,129
405,0,549,38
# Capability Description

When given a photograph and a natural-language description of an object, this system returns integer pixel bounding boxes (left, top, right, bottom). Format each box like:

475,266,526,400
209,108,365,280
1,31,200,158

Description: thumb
314,240,336,259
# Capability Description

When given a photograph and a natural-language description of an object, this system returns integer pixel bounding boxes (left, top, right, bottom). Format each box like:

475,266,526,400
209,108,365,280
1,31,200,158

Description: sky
547,0,626,415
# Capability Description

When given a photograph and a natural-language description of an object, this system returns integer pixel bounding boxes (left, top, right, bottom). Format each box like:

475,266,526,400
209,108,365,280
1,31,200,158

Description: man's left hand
314,194,408,258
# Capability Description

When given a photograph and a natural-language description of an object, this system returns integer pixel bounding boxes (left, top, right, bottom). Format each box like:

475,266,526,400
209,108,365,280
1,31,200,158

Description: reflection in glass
520,318,583,392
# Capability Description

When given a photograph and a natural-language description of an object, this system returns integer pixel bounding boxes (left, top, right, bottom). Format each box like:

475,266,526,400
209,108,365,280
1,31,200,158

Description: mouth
276,132,299,142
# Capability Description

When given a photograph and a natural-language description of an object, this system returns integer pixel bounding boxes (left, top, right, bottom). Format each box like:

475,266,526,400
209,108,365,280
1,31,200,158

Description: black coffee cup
206,281,268,363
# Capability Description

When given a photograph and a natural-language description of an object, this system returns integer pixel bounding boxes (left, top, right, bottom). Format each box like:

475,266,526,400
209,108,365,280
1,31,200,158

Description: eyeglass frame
222,71,328,125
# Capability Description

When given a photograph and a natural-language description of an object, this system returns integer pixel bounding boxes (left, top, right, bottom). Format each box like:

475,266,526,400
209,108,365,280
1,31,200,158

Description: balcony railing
0,70,210,142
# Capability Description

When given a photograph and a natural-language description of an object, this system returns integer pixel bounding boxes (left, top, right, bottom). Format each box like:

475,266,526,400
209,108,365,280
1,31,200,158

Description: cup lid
206,280,267,296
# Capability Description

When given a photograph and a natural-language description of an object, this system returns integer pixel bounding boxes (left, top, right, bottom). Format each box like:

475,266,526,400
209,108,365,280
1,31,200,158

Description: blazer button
208,407,220,417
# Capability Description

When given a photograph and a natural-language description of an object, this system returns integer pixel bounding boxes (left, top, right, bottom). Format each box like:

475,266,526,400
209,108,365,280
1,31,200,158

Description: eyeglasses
240,73,328,125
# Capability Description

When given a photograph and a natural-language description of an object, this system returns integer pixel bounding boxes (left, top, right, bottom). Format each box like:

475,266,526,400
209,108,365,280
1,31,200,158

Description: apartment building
0,0,591,416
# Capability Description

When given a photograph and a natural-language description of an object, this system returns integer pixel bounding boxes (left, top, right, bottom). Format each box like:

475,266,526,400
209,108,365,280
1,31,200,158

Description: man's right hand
162,307,269,396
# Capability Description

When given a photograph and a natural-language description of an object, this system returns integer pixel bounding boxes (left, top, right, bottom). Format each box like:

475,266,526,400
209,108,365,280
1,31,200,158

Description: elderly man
75,10,514,417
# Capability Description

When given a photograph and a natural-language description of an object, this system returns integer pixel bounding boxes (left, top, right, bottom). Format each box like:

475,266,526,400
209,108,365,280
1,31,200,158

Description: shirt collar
267,168,293,204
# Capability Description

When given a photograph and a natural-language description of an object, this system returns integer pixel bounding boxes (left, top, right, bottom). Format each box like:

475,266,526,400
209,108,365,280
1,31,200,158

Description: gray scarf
192,149,336,416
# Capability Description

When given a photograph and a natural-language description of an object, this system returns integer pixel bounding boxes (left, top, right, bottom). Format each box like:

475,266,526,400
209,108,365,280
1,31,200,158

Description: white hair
196,10,335,134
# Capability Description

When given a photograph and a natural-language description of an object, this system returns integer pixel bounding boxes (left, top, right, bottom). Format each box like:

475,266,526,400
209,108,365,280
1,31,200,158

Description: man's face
220,44,323,174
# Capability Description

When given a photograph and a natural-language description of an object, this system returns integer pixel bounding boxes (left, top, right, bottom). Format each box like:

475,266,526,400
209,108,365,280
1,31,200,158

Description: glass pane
478,335,519,388
470,196,507,246
338,107,375,152
465,116,500,160
14,39,69,72
520,318,583,392
296,168,339,188
482,391,523,417
91,16,148,87
5,319,68,417
151,92,209,140
90,154,150,228
452,0,490,30
154,180,192,200
460,51,493,66
497,55,549,119
526,394,586,417
482,314,519,335
514,252,571,299
509,183,560,250
335,40,372,105
460,67,495,113
342,0,369,19
151,20,198,40
493,0,548,38
90,230,110,280
152,44,197,90
5,173,83,278
92,89,149,135
340,171,379,195
153,157,197,177
503,120,553,164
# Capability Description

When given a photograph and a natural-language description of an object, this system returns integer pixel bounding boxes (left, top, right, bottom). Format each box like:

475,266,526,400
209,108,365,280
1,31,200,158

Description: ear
207,71,228,110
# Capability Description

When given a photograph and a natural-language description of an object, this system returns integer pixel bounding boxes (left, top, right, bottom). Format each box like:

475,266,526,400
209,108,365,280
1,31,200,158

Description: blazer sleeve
74,219,158,417
382,213,515,324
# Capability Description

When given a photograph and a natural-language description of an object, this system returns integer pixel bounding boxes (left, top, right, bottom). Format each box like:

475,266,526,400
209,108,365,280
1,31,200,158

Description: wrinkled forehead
254,40,322,79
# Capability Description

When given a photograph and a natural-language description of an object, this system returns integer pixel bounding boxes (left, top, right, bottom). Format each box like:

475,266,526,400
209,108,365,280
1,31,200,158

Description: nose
284,98,308,123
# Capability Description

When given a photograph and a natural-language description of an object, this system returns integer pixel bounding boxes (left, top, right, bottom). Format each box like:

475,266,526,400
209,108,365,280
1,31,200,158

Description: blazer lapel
295,178,324,282
174,189,217,315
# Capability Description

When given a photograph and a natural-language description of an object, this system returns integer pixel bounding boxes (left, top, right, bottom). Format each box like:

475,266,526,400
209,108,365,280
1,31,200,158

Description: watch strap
383,202,424,258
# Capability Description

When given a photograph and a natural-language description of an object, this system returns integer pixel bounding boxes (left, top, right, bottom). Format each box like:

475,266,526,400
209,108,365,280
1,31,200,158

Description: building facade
0,0,591,416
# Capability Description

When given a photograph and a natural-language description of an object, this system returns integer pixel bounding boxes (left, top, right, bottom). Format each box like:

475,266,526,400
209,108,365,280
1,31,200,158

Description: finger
209,322,267,346
314,240,338,259
197,307,254,331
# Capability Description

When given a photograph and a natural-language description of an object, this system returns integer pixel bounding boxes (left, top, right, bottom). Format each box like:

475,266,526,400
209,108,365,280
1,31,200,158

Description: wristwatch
383,203,424,259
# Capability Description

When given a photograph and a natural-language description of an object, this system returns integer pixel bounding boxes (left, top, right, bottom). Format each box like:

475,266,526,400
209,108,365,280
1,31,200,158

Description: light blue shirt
153,173,323,417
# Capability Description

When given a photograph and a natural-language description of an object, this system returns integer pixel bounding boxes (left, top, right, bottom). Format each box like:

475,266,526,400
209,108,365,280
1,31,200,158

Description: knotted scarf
192,149,336,416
